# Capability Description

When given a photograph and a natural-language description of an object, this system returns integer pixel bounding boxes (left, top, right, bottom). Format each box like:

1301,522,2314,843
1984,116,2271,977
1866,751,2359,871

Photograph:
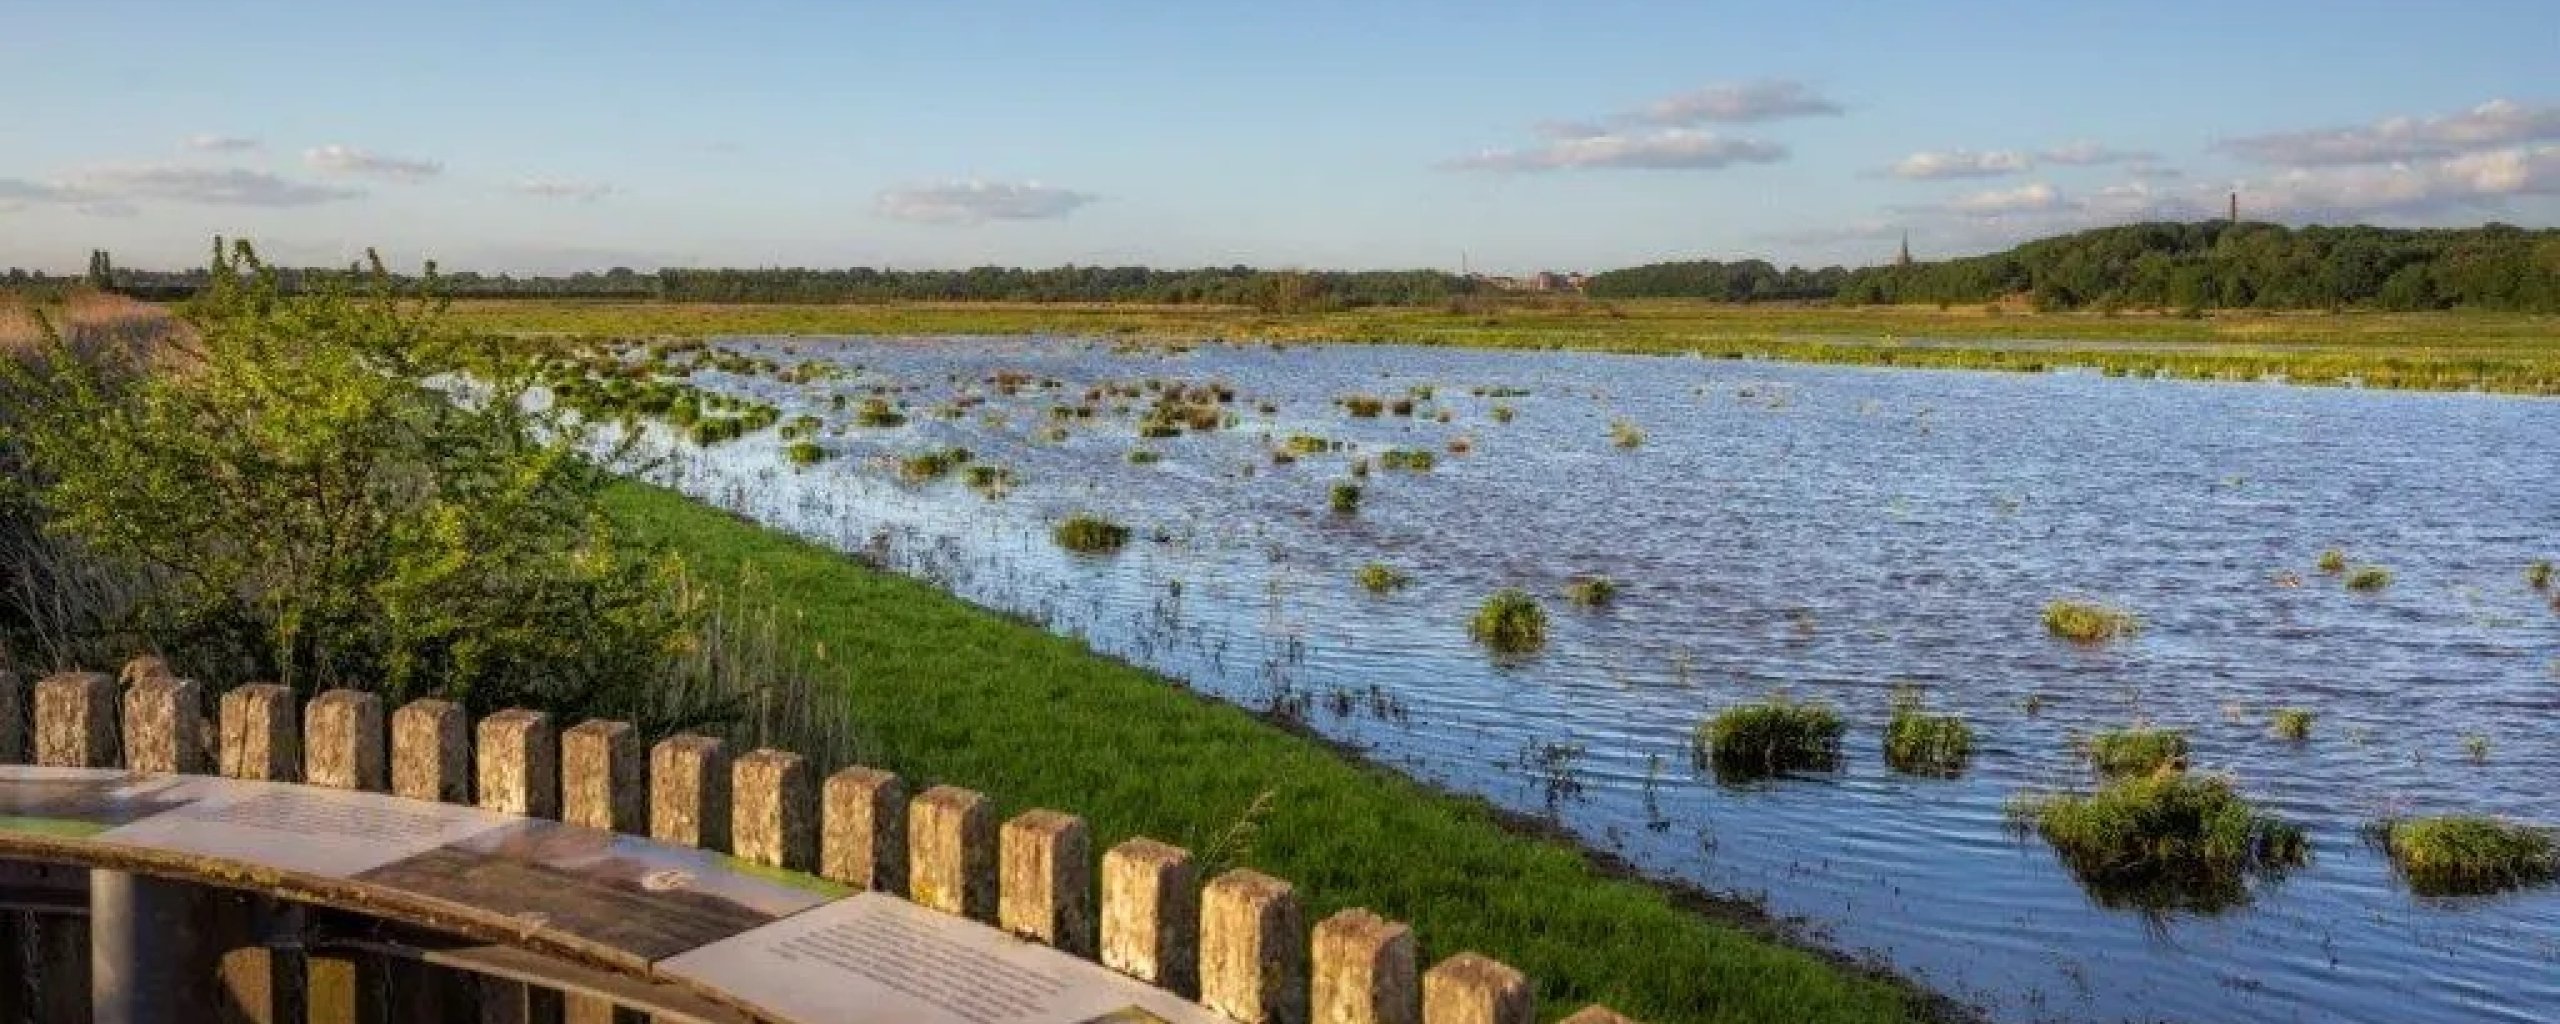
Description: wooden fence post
648,734,729,849
304,689,385,791
1000,810,1093,956
121,676,204,774
219,684,299,782
1421,954,1532,1024
475,710,557,818
820,766,904,893
561,720,643,833
1313,909,1417,1024
391,699,471,804
1201,869,1307,1024
908,785,996,922
1103,837,1198,995
35,672,118,768
731,749,814,871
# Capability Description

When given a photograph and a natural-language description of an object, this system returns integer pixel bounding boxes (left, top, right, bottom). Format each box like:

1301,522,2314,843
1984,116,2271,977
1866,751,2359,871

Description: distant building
1895,232,1913,268
1469,271,1587,293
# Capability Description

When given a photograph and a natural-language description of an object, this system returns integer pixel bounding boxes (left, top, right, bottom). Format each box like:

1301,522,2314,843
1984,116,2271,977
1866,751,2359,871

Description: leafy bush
0,242,693,717
2043,599,2136,643
1467,588,1547,654
2370,815,2557,896
1697,698,1844,779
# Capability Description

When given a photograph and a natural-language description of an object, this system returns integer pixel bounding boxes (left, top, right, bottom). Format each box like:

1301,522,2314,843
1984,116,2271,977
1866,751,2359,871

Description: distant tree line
17,221,2559,311
1847,222,2560,312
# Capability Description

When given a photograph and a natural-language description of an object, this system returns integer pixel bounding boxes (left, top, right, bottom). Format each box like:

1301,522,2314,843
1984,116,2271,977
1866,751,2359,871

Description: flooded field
614,335,2558,1024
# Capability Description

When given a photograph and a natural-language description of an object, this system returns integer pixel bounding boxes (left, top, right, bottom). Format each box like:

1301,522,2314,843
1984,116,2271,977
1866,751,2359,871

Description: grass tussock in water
1610,419,1645,449
2086,727,2189,778
962,464,1014,497
1379,449,1436,472
1883,688,1973,776
1563,575,1617,607
897,446,973,482
2043,599,2137,643
2344,565,2393,591
1467,588,1548,654
783,440,828,467
2008,773,2306,910
854,397,907,428
1329,481,1361,515
2527,559,2554,590
2317,548,2349,574
1053,513,1132,554
1355,562,1408,594
1698,698,1845,780
2270,708,2314,742
2370,815,2557,896
1338,394,1385,417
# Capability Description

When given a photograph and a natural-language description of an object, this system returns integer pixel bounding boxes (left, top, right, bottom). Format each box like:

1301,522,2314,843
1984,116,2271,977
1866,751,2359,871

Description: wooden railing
0,662,1642,1024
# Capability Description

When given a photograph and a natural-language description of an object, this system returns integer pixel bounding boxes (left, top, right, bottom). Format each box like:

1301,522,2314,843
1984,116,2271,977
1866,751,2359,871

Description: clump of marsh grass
853,397,906,428
1696,697,1844,780
1609,419,1645,449
1355,563,1407,594
2529,560,2554,590
1329,482,1361,515
963,464,1014,497
1563,575,1617,607
2316,548,2348,574
1126,448,1162,465
1467,588,1547,654
2463,734,2491,762
783,440,829,467
897,446,973,482
1490,404,1516,423
1339,395,1385,417
1378,449,1435,472
2369,815,2557,896
1053,514,1132,554
2344,565,2392,591
1884,688,1973,776
2008,773,2306,909
2270,708,2314,742
2043,599,2136,643
2086,726,2188,778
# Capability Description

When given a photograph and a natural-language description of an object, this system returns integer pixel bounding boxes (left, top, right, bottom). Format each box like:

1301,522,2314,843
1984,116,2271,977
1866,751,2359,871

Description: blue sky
3,0,2555,274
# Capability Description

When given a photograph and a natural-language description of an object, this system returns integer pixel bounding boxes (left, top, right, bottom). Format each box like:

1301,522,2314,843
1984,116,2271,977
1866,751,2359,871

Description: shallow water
635,336,2559,1024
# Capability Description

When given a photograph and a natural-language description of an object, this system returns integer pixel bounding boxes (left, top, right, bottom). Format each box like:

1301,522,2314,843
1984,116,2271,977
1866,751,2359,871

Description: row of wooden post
0,664,1640,1024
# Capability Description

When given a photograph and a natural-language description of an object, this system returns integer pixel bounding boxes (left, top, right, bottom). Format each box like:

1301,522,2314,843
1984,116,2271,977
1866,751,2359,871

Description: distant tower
1895,231,1913,268
2228,191,2239,224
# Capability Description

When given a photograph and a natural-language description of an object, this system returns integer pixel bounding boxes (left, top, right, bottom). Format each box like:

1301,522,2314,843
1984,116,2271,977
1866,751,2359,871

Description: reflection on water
627,335,2559,1024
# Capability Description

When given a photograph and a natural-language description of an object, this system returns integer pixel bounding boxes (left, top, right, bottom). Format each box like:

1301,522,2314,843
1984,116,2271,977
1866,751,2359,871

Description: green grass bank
602,481,1945,1024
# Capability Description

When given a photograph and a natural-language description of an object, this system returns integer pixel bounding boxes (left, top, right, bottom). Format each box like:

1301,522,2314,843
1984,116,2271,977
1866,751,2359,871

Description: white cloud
514,178,613,202
1887,149,2032,180
1447,129,1787,172
1757,219,1906,247
1944,182,2067,217
304,144,443,180
875,180,1097,224
2039,141,2155,166
3,166,363,210
184,134,260,153
2238,145,2560,220
2216,99,2560,166
1531,119,1610,141
1636,81,1843,126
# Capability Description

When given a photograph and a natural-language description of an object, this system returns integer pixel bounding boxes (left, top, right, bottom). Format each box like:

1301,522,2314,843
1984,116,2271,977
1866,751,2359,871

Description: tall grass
2369,815,2557,896
1882,689,1972,776
1697,698,1844,780
2042,600,2136,643
2086,727,2188,778
2008,773,2305,911
1466,589,1547,655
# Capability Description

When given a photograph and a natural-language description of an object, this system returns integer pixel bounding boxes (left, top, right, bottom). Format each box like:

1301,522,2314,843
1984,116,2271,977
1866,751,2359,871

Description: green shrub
1697,698,1845,779
1563,576,1617,607
2344,565,2392,591
1883,689,1972,776
1329,482,1361,514
2371,815,2557,895
2043,599,2136,643
1053,514,1132,554
2270,708,2313,742
2010,773,2305,909
2087,727,2188,777
1467,588,1547,654
1356,563,1408,594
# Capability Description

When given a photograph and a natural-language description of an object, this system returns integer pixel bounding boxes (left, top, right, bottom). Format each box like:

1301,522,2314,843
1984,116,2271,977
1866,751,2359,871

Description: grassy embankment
449,298,2560,396
601,481,1942,1024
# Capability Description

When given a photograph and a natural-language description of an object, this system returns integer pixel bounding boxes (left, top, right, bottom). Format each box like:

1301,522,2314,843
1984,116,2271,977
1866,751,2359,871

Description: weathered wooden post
908,785,997,922
303,690,392,1024
121,675,204,774
476,710,558,819
820,766,904,892
1201,869,1308,1024
1103,837,1199,995
1000,810,1094,956
562,719,644,833
219,684,300,782
1558,1007,1638,1024
1312,909,1418,1024
731,749,815,871
391,699,471,804
35,671,117,768
1421,954,1533,1024
648,734,729,849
